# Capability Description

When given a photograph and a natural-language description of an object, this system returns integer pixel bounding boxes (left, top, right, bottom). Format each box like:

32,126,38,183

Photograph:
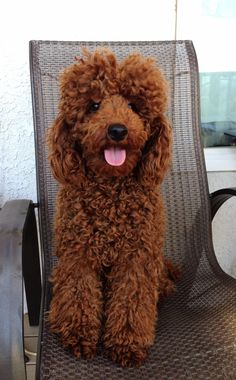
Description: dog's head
48,48,172,186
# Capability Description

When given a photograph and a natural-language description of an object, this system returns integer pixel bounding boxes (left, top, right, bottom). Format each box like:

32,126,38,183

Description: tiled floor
24,314,39,380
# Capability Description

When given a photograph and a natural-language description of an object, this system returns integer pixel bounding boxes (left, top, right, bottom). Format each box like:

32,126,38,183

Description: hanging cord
175,0,178,41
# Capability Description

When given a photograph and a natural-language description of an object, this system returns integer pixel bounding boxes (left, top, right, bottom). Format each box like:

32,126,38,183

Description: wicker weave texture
30,40,236,379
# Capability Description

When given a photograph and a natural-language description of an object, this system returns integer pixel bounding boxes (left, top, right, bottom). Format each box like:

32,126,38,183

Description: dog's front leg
49,255,102,359
103,259,159,367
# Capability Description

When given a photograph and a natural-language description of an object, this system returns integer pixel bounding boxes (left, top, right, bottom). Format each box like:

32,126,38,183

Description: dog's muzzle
104,124,128,166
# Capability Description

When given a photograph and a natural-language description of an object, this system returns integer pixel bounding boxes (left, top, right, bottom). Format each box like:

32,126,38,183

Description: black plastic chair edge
22,202,42,326
0,199,42,379
210,188,236,220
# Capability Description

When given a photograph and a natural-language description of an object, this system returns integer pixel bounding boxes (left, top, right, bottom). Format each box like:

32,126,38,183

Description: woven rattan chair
0,40,236,379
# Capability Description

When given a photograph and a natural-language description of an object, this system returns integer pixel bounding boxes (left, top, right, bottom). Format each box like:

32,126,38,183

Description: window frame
204,146,236,171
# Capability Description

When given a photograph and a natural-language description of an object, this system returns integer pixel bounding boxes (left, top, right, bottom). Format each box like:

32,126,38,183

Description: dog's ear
138,115,172,185
47,115,84,186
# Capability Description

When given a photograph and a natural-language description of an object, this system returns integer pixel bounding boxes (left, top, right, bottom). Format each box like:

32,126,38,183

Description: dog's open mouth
104,147,126,166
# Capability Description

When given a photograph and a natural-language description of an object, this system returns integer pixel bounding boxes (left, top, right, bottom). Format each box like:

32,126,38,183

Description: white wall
177,0,236,72
0,49,36,205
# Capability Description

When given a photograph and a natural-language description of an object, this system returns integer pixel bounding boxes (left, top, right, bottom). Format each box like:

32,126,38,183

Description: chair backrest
30,40,213,291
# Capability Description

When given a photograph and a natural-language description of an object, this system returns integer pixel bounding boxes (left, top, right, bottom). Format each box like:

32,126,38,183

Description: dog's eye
128,103,139,113
89,102,100,112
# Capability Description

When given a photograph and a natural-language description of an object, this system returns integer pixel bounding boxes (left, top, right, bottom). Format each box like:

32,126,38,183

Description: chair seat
38,272,236,379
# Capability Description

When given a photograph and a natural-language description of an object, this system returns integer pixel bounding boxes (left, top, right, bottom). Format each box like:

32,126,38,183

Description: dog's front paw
105,344,148,367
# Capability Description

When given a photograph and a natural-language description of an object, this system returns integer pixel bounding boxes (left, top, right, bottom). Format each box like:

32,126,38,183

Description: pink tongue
104,147,126,166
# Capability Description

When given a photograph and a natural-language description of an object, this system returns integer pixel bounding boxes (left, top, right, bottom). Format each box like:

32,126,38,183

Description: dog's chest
60,183,160,266
79,184,157,264
84,186,148,230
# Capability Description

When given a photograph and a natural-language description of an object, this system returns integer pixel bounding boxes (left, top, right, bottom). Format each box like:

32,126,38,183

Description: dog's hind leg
158,258,181,299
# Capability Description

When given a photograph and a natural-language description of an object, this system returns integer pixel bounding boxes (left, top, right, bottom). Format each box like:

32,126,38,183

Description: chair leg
22,203,42,326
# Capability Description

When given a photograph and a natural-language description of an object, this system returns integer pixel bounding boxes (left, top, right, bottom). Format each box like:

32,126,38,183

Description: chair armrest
210,188,236,220
0,200,41,380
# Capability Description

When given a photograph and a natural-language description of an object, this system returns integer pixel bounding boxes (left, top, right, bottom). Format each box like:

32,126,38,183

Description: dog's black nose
107,124,128,141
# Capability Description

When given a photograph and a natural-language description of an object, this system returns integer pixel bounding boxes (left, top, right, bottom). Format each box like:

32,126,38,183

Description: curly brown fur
48,48,177,367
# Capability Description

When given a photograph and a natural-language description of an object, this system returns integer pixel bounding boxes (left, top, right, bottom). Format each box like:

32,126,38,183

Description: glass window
177,0,236,147
200,72,236,147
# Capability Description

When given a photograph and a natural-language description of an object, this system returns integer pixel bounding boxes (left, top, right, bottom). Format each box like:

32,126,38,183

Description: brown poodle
48,48,178,368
